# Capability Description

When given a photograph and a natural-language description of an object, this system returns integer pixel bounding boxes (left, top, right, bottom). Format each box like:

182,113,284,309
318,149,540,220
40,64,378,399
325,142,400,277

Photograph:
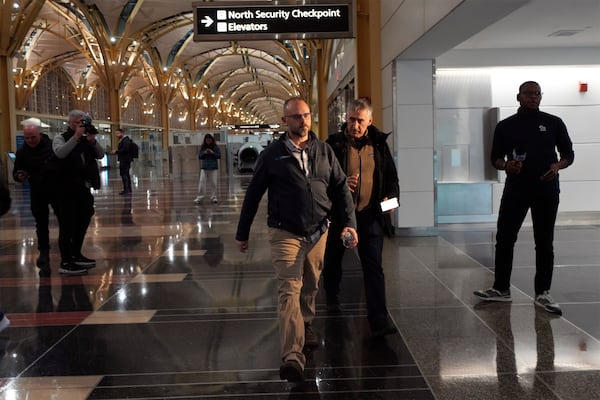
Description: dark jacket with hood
13,134,54,189
236,131,356,241
326,123,399,237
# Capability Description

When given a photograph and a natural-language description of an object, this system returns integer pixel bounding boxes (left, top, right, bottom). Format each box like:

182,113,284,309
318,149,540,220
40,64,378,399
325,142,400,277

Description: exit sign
193,0,355,41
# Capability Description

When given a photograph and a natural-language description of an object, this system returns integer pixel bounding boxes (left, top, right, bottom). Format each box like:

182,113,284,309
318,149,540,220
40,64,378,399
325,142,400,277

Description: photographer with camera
49,110,104,275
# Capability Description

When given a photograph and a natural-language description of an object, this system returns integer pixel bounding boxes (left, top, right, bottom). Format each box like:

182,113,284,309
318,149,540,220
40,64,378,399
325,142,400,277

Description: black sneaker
38,267,51,278
326,295,342,313
72,255,96,268
59,261,87,275
36,250,50,268
279,360,303,382
371,316,398,337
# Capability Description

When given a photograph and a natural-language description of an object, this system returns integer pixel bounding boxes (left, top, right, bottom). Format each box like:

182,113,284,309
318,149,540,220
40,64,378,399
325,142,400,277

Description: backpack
129,139,139,159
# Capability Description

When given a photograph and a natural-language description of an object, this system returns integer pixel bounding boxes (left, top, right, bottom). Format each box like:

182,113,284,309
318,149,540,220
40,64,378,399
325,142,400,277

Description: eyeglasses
520,91,542,97
285,113,311,120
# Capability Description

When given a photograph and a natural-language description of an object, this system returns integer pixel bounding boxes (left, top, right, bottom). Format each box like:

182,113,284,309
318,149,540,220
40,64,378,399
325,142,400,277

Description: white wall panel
559,143,600,182
398,148,434,192
554,106,600,143
397,192,435,227
396,105,434,148
559,182,600,211
395,59,435,228
396,61,434,105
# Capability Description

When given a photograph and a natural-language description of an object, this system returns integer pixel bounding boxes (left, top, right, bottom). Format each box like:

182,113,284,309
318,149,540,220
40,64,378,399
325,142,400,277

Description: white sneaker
211,197,218,204
473,288,512,302
193,196,204,203
535,291,562,315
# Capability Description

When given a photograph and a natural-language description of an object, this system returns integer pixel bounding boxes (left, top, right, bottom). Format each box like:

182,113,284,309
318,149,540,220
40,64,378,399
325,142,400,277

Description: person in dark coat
48,110,104,275
235,97,357,383
13,118,58,273
113,128,133,195
323,98,400,337
474,81,575,315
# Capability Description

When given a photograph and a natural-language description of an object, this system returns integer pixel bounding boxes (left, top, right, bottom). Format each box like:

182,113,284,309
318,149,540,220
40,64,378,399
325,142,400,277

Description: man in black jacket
235,97,357,383
474,81,574,315
13,119,58,273
323,98,400,337
113,128,133,195
49,110,104,275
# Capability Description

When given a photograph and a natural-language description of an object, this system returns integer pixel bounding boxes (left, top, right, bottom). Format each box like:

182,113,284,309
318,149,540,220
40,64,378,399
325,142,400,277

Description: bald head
23,124,42,148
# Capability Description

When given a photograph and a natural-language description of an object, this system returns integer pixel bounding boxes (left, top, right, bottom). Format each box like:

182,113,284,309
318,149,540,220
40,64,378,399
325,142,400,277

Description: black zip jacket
116,136,133,163
13,134,54,188
236,131,356,241
327,123,400,237
48,129,103,189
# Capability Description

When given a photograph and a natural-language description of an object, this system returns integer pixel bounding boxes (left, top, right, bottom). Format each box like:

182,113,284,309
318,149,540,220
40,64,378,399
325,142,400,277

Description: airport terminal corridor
0,167,599,399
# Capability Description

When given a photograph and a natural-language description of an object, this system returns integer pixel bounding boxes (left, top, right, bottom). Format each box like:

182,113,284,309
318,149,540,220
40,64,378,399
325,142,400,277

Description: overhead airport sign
193,0,355,41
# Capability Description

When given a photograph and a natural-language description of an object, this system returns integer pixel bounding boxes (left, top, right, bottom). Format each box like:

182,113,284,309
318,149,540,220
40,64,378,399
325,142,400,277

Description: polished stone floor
0,165,599,399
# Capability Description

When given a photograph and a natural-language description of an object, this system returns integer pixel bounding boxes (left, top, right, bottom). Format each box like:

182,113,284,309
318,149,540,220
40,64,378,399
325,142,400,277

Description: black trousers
56,185,95,261
119,161,132,192
493,187,559,295
323,208,388,324
29,186,58,251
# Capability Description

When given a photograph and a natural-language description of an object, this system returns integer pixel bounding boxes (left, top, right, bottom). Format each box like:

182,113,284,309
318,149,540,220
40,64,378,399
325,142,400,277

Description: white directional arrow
201,15,214,28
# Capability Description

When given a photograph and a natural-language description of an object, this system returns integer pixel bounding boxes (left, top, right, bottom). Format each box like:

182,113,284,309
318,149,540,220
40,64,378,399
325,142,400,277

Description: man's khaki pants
269,227,329,369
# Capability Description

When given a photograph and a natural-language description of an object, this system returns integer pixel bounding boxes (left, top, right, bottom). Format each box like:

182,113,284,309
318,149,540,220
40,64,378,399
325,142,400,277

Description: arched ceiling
7,0,323,126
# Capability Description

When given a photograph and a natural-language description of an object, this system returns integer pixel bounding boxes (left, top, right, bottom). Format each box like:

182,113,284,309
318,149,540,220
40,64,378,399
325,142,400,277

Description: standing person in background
0,162,12,331
323,98,400,337
194,133,221,204
13,118,58,274
113,128,133,195
235,97,358,383
474,81,575,315
49,110,104,275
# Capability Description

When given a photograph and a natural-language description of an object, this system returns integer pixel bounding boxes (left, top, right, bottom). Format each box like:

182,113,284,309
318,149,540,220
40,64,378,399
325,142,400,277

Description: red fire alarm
579,82,588,92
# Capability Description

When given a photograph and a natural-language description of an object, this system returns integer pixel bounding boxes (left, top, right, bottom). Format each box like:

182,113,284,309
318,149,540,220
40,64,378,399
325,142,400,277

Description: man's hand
236,240,249,253
540,163,559,182
340,227,358,248
15,170,28,182
505,160,522,175
74,124,86,140
347,173,359,192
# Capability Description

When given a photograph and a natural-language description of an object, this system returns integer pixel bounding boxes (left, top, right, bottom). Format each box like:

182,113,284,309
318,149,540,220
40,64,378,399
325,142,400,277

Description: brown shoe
279,360,303,382
304,323,320,347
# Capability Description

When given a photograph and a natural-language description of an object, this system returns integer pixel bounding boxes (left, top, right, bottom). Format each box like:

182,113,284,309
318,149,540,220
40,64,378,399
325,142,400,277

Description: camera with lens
81,116,98,135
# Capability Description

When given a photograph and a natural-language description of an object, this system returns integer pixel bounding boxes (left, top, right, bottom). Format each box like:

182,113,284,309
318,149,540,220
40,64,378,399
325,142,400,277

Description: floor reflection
0,170,599,399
